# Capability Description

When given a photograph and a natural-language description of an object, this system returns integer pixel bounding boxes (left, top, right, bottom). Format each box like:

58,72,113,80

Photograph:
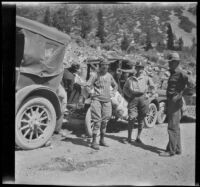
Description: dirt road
15,121,195,185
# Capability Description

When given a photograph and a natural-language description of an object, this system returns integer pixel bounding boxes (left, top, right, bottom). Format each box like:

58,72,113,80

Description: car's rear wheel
157,101,167,124
144,103,158,128
15,97,56,150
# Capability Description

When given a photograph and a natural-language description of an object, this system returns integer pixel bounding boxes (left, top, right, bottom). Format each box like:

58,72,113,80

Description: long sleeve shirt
123,71,156,99
167,68,194,98
86,72,118,102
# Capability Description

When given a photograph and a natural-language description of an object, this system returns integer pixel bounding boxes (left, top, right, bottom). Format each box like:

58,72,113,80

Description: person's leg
136,95,149,143
122,98,138,143
55,84,68,133
160,99,181,156
90,100,102,150
100,102,112,146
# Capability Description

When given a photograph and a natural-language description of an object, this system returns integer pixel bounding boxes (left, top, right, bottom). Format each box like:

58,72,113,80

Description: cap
99,58,110,65
135,61,145,67
168,52,180,62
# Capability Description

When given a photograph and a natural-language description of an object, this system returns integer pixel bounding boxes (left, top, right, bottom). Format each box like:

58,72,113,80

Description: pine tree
43,7,51,26
96,9,105,43
167,23,174,50
121,33,129,51
52,6,72,34
178,37,184,51
79,5,92,39
145,31,153,51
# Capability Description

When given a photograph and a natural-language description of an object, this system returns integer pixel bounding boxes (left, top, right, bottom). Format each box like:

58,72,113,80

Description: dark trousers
128,95,149,129
166,98,182,154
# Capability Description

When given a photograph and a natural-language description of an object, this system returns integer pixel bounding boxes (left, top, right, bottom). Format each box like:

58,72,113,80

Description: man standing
86,58,118,150
159,52,194,157
123,61,156,144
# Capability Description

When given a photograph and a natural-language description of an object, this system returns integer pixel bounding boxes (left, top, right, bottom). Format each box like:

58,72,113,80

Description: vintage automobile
15,16,71,149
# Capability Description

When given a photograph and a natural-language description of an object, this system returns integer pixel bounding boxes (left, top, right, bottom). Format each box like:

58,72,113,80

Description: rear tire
144,103,158,128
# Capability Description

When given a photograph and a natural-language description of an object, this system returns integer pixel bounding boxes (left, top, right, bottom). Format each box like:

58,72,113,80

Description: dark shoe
99,133,109,147
99,140,109,147
176,151,182,155
121,138,132,144
135,138,143,144
159,151,175,157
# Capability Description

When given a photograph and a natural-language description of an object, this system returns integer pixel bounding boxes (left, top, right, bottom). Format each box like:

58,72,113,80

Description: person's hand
172,93,182,103
110,90,117,97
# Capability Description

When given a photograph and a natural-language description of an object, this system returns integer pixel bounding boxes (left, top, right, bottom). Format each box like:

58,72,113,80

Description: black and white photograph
2,2,197,185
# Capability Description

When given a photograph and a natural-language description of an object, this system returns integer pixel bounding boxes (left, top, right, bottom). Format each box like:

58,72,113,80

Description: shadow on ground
106,134,165,154
106,120,128,133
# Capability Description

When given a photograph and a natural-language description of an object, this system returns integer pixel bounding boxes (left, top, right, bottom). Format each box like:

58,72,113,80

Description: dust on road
15,122,196,186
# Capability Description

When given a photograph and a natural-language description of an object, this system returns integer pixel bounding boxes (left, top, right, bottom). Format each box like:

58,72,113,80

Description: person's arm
147,76,157,94
110,74,118,92
85,73,97,94
123,79,132,98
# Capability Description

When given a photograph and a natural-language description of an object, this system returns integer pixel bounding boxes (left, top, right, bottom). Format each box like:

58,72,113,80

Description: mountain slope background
16,3,196,47
16,3,197,76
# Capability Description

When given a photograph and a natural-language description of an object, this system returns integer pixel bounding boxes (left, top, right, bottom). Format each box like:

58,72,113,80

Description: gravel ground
15,121,196,186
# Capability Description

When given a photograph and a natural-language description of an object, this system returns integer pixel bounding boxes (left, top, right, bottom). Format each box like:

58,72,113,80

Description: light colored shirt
123,71,156,98
86,72,118,102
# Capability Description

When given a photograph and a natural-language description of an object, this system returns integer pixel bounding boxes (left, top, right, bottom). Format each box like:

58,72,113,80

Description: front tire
144,103,158,128
15,96,56,150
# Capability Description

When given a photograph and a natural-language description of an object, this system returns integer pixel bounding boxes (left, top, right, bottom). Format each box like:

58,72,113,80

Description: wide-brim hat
168,52,180,62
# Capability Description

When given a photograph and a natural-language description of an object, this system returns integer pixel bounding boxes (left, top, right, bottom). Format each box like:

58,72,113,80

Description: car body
15,16,71,149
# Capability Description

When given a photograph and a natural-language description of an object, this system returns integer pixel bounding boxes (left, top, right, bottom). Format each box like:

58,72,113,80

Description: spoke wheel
16,97,56,150
157,101,167,124
144,103,158,128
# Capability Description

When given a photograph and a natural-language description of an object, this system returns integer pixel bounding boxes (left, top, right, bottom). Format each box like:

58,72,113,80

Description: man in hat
159,52,194,157
123,61,156,144
86,58,118,150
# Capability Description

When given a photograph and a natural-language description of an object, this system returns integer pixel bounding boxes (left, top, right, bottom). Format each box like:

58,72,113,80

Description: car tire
144,103,158,128
15,96,56,150
157,101,167,124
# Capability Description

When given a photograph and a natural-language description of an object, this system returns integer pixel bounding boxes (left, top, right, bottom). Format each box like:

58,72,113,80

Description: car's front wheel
15,96,56,150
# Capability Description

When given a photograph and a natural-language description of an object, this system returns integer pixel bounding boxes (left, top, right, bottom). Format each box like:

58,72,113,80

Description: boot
121,124,132,144
91,134,99,150
99,133,109,147
127,125,133,143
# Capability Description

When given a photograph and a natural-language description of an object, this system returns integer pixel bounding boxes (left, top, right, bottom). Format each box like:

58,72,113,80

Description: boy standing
86,59,118,150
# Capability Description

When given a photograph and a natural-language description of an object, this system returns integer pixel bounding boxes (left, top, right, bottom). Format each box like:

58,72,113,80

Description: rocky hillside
16,3,196,47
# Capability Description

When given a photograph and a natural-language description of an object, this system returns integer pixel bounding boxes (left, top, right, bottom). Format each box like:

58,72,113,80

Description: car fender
16,85,62,119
